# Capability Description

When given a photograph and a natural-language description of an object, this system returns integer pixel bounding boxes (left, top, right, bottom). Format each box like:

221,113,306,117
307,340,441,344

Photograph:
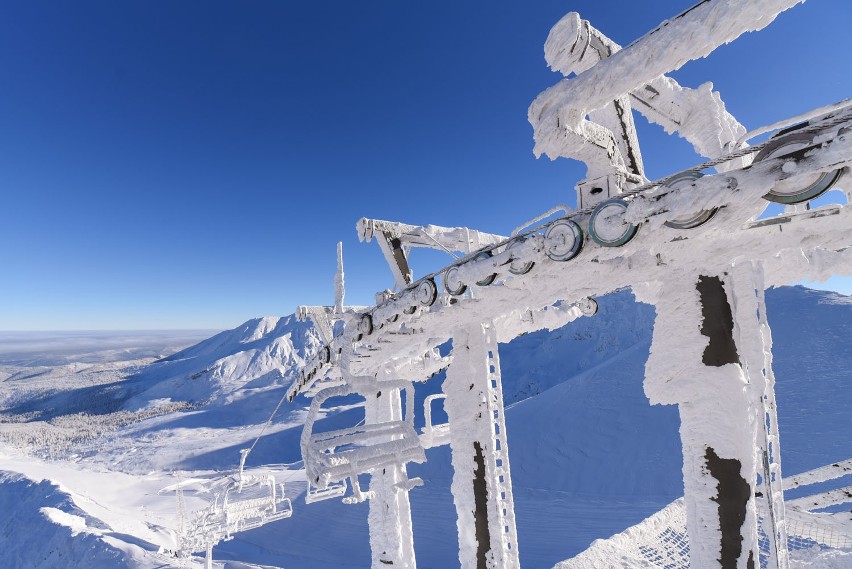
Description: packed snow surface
0,287,850,567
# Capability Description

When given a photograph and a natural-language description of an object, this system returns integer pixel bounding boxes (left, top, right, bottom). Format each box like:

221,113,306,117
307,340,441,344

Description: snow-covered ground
0,287,849,568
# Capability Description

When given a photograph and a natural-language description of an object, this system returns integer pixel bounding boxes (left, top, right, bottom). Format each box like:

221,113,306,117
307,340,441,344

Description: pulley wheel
577,297,598,316
507,238,534,275
358,314,373,336
661,171,719,230
474,251,497,286
443,266,467,296
415,279,438,307
589,199,638,247
756,132,842,205
545,219,584,261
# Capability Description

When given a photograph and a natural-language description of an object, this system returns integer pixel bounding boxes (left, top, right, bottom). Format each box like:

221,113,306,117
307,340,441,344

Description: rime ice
290,1,852,568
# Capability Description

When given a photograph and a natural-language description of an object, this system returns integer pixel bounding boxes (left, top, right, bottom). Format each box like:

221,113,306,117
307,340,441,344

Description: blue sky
1,1,850,330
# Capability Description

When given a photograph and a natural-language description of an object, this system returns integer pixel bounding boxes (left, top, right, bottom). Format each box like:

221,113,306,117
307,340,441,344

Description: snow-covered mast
288,1,852,568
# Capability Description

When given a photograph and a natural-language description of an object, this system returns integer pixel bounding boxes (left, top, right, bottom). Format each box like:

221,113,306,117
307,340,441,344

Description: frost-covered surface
529,0,802,161
536,11,746,173
642,267,766,566
302,111,852,568
290,3,850,560
0,286,849,567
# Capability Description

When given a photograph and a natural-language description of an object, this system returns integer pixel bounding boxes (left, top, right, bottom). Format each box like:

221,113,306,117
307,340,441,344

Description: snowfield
0,286,849,568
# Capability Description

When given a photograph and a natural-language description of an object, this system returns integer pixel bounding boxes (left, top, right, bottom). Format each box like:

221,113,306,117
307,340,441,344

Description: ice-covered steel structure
289,1,852,567
175,456,293,569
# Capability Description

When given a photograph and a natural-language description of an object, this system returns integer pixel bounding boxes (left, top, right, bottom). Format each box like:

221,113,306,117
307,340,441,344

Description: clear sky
1,1,850,330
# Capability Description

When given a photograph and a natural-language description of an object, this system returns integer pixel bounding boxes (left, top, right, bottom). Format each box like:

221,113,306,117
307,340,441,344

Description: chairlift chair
302,383,426,504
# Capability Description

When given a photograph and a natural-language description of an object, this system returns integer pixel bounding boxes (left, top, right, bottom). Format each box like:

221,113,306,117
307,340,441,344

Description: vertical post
365,387,417,569
443,321,520,569
335,241,345,315
205,542,213,569
728,261,789,569
644,272,762,568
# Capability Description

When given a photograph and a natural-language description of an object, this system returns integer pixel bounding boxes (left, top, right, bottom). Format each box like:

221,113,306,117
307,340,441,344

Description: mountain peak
126,315,321,409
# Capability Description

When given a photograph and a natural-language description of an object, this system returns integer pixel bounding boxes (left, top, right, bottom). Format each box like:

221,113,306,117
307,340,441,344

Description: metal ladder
754,271,789,569
483,323,520,567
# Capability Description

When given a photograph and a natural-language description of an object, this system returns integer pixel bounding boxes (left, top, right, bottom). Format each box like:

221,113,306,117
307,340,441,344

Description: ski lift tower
288,1,852,568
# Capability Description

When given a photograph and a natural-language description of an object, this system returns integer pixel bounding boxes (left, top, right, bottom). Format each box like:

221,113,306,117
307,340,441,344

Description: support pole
365,387,417,569
728,261,789,569
644,271,764,568
335,241,345,315
444,321,520,569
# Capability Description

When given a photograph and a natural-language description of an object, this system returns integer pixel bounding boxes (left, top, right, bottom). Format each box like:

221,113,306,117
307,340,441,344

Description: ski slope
0,286,849,567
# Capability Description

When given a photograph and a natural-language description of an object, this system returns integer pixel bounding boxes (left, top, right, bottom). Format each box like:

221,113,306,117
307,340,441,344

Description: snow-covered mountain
124,315,321,408
0,286,849,568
